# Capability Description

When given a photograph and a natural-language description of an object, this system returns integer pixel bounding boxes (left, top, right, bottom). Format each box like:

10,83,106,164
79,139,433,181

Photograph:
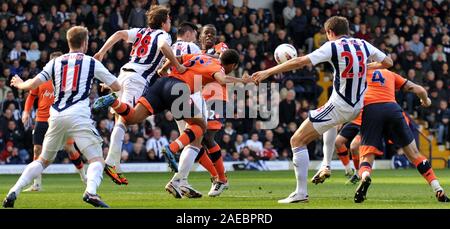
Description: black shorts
33,121,49,145
206,99,226,130
360,102,414,156
339,122,360,146
138,77,202,120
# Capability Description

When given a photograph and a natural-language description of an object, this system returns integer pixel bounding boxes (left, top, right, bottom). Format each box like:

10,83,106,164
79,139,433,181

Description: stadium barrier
0,160,393,174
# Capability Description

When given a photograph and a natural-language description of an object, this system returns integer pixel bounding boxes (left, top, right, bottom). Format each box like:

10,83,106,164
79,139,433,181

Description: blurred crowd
0,0,449,166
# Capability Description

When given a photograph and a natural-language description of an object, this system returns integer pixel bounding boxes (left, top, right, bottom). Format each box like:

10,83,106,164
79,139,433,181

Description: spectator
260,141,278,161
436,100,449,145
409,34,425,56
245,133,263,154
26,42,40,62
0,77,12,102
129,137,147,162
128,1,146,28
282,0,295,26
279,90,296,126
122,133,134,155
234,134,245,154
220,134,235,155
9,41,27,61
145,127,168,161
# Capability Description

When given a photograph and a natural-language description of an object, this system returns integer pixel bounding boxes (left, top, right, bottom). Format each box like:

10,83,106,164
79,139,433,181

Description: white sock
361,171,370,179
292,146,309,196
105,122,126,173
9,160,44,196
85,161,103,195
33,174,42,187
171,146,200,182
322,127,337,168
430,180,443,192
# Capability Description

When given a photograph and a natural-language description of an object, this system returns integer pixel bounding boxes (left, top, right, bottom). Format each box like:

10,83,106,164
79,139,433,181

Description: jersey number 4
61,64,80,91
131,33,152,58
371,70,385,86
341,50,365,78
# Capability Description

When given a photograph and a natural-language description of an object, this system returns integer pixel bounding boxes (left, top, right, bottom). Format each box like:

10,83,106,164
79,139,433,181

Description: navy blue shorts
339,122,360,146
360,102,414,156
138,77,202,120
33,121,48,145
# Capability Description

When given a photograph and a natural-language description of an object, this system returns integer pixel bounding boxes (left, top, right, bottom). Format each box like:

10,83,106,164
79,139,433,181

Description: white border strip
0,160,393,175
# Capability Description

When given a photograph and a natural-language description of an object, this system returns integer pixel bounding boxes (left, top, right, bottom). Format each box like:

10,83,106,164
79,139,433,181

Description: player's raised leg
104,117,128,185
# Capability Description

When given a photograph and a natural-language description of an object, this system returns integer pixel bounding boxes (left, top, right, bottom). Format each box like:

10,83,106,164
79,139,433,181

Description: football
274,44,298,64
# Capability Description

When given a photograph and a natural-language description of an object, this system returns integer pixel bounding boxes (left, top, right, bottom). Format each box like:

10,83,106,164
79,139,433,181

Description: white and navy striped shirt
37,52,116,117
171,40,201,56
146,136,169,159
308,37,386,107
122,28,172,82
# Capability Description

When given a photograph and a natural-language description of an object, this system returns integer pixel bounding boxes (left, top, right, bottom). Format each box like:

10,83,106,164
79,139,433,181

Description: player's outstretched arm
10,74,43,90
158,41,186,74
368,56,393,70
213,72,252,85
252,56,311,83
402,80,431,107
94,30,128,61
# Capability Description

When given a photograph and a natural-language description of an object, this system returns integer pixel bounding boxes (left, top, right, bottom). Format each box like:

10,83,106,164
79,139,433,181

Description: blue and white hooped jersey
122,27,172,82
171,40,201,56
37,52,116,116
307,37,386,107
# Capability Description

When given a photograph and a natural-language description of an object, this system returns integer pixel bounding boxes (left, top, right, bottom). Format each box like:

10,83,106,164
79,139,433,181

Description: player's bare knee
290,136,306,148
350,143,359,154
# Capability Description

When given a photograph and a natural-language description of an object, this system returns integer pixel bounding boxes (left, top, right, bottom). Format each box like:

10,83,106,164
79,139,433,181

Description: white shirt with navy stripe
121,28,172,82
307,37,386,107
171,40,201,56
37,53,116,117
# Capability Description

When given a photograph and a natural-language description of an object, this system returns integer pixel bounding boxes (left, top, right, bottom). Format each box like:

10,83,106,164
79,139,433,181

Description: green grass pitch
1,169,449,209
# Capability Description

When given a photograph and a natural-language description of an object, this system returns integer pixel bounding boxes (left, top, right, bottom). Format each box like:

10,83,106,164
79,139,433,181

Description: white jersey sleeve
37,58,55,82
93,59,117,86
126,28,141,43
363,40,387,62
157,32,172,48
190,43,201,54
307,42,332,65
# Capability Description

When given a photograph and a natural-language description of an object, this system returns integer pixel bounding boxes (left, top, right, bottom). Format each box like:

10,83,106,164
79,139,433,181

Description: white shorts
41,115,103,161
116,70,147,106
189,91,208,125
308,98,362,135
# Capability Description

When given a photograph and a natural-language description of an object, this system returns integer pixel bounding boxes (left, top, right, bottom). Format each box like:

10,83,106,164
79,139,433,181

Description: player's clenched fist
420,98,432,107
251,70,270,83
10,74,23,88
93,52,104,61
